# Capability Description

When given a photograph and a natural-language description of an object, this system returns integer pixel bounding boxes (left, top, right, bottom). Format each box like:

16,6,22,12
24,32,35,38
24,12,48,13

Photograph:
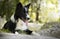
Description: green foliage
0,0,19,20
0,29,10,33
0,0,59,22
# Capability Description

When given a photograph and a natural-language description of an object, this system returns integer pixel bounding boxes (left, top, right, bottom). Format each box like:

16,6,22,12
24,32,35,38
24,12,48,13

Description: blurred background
0,0,60,35
0,0,60,22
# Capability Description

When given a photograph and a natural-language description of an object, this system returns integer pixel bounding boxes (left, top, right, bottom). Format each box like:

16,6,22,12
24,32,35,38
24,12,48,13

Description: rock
0,33,59,39
39,22,60,38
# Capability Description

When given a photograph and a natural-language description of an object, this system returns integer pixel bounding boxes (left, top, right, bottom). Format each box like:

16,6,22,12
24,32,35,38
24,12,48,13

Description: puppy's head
14,2,31,21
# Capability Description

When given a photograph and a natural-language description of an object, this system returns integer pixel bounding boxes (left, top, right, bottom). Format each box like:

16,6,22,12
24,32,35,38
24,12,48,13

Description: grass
0,29,10,33
0,29,29,34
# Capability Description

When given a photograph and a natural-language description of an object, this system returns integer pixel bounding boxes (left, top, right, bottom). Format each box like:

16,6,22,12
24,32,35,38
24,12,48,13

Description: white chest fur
10,14,16,23
16,19,28,30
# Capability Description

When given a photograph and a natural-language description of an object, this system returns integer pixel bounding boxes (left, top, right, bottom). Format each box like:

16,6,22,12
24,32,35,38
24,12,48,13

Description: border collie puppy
2,2,32,34
2,2,40,36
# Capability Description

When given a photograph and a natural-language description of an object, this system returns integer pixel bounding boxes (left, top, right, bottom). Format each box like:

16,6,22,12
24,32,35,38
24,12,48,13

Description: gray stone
0,33,59,39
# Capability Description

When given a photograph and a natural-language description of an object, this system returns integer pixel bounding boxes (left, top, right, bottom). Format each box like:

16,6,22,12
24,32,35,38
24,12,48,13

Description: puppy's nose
27,17,30,20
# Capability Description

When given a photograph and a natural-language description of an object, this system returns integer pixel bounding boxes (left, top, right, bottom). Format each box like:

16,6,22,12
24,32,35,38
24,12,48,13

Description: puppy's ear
16,2,23,9
25,3,31,8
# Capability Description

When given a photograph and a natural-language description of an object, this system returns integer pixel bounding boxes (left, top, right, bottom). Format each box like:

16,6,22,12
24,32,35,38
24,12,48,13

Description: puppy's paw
32,31,40,36
15,32,19,34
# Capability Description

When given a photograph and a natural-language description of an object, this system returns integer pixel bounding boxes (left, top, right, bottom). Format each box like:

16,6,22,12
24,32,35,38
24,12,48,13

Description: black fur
24,29,32,34
3,20,16,33
3,2,32,34
14,2,25,20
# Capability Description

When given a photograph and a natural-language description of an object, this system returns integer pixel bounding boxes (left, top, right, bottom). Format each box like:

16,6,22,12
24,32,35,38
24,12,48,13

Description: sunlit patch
47,12,60,22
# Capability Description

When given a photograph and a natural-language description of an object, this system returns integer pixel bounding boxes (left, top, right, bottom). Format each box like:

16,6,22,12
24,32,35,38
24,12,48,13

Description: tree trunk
36,7,39,21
